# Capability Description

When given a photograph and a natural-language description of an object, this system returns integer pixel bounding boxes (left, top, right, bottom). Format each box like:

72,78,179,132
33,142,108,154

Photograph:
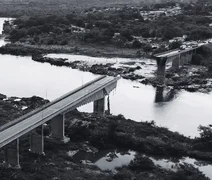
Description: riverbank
0,93,212,180
1,42,212,93
0,42,143,58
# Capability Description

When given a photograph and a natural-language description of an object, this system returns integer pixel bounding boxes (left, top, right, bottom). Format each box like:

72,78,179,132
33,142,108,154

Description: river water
0,18,212,179
0,18,212,137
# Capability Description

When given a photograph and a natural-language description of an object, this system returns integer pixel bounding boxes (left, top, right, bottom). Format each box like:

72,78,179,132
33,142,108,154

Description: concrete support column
184,53,189,64
93,97,105,116
172,56,180,69
156,57,167,81
188,52,193,63
155,86,164,103
107,95,111,115
29,125,44,155
49,114,70,143
180,54,184,67
4,139,20,168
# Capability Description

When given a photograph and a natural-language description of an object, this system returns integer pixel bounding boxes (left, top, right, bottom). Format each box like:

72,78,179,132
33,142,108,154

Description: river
0,17,212,179
0,18,211,137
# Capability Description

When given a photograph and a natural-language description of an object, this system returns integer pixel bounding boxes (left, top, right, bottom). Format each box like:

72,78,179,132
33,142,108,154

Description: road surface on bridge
155,43,205,58
0,75,119,148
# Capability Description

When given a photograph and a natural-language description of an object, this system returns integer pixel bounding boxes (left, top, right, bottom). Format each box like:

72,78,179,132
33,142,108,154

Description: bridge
153,43,205,80
0,75,120,168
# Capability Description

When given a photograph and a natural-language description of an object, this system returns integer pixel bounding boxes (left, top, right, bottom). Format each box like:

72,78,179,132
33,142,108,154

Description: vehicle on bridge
180,45,186,50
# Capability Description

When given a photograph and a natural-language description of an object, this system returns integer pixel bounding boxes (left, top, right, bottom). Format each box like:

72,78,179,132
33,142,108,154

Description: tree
195,16,212,25
47,38,55,45
27,27,40,35
141,27,150,38
132,40,142,48
24,19,37,27
198,125,212,140
95,20,111,29
143,43,152,52
163,27,184,40
169,41,182,50
33,36,40,43
60,39,68,45
10,28,27,40
191,54,203,65
120,29,133,41
188,27,212,40
153,46,168,55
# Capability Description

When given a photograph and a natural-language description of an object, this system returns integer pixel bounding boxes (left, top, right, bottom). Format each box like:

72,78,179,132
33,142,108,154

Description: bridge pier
172,56,180,69
156,57,167,81
183,53,189,64
49,114,70,143
29,125,44,155
179,54,184,67
93,97,105,116
155,86,164,102
4,139,20,168
189,51,193,63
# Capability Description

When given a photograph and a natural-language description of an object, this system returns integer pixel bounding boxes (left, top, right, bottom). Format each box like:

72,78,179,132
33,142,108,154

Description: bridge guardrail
0,76,121,148
0,75,108,132
153,48,179,57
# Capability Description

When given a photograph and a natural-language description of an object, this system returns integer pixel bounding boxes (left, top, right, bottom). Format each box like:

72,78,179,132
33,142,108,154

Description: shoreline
1,42,211,93
0,41,145,59
0,93,212,180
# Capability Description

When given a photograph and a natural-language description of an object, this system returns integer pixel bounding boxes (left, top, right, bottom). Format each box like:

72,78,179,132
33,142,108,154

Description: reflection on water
150,156,212,179
71,149,212,178
155,86,178,103
95,150,136,171
72,149,136,171
155,86,165,103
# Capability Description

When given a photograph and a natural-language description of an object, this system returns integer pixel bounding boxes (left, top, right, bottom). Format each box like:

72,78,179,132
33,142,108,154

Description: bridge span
153,44,204,80
0,75,120,168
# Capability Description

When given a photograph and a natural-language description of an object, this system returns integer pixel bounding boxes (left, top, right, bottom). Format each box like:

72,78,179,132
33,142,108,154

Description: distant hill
0,0,197,17
0,0,197,6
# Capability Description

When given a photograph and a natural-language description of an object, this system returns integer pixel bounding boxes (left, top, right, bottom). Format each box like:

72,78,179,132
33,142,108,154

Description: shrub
191,54,203,65
198,125,212,140
128,155,155,172
143,43,152,52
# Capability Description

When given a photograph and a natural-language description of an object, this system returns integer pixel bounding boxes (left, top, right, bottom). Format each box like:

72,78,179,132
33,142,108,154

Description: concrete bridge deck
153,43,206,80
154,43,204,58
0,75,120,150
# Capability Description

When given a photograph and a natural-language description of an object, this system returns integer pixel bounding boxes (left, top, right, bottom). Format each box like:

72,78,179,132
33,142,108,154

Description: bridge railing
153,48,179,57
0,76,121,148
0,75,108,132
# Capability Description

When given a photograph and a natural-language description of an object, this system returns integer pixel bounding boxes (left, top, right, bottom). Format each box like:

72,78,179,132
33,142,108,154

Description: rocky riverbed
0,43,212,93
32,53,212,93
0,94,212,180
